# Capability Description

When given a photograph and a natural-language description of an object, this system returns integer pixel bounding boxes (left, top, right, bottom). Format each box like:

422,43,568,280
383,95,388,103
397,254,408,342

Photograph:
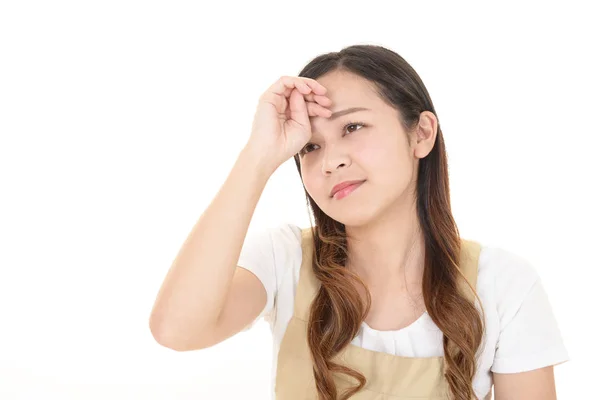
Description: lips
330,180,366,197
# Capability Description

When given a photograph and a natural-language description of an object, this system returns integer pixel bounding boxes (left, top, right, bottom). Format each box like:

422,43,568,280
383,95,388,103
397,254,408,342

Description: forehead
308,71,382,130
315,70,380,106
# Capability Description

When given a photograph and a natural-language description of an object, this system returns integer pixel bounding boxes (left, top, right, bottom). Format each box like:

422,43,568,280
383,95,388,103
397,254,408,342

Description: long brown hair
292,45,485,400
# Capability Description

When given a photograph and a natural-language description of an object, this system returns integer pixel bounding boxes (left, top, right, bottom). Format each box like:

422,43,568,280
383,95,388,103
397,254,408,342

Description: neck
344,197,425,289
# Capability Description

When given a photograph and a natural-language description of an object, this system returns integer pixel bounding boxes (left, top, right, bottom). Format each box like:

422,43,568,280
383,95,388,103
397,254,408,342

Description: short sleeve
491,257,570,373
236,226,278,332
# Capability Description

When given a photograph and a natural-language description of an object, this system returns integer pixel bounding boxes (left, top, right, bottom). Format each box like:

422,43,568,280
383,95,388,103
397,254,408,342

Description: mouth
330,180,365,200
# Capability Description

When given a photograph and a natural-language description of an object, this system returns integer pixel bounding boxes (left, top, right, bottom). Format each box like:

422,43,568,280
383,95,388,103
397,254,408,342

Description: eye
299,121,366,155
344,122,365,134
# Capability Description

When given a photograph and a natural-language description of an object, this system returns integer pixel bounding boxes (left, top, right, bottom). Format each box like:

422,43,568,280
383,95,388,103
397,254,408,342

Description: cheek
301,171,321,200
356,140,401,175
359,139,414,193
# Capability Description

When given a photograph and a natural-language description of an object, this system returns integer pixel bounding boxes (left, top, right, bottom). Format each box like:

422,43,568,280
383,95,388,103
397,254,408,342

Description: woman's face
299,70,431,227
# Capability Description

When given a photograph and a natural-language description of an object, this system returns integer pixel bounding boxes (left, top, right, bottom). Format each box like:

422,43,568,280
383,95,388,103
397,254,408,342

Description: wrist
239,144,277,180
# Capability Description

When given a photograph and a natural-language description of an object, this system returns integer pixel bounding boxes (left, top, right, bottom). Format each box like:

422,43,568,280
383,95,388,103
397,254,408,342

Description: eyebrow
312,106,371,120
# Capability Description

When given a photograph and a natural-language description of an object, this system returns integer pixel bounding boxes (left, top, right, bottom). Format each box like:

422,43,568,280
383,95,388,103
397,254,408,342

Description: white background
1,1,597,398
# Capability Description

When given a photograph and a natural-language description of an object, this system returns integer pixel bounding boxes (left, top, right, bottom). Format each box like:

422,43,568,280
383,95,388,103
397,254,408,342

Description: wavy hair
292,44,485,400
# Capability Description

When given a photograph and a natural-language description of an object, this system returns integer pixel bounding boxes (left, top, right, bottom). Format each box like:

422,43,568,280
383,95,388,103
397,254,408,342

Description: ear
412,111,438,159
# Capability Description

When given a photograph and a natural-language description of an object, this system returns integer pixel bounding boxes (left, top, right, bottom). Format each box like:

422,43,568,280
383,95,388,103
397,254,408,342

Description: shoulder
241,222,304,276
475,243,544,325
255,222,303,256
276,222,304,246
476,244,540,295
242,222,302,251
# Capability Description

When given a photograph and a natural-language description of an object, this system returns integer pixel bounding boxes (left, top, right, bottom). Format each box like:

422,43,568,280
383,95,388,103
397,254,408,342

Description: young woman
150,45,569,400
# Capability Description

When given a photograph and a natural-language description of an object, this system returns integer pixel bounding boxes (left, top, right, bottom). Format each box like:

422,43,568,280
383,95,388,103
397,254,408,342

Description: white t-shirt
237,223,569,399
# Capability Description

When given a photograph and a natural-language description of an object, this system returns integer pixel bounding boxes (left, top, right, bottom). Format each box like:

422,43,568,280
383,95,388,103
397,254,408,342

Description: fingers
268,76,327,97
277,77,332,111
281,88,332,110
288,88,310,128
303,92,332,107
306,101,333,118
288,90,332,122
263,75,332,121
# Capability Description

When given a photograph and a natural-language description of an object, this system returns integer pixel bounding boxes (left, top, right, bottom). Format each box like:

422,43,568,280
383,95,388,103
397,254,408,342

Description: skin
300,69,435,291
297,70,558,399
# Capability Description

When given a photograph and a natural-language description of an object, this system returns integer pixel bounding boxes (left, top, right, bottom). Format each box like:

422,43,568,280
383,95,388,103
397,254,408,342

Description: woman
150,45,569,399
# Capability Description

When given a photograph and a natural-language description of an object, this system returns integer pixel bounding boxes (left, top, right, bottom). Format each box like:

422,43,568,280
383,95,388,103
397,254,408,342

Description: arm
493,366,557,400
148,144,275,351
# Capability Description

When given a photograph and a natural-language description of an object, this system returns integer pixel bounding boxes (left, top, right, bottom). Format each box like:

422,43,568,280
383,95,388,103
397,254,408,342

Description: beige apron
274,227,489,400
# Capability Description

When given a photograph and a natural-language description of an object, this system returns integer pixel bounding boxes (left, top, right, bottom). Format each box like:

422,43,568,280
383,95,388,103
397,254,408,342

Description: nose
321,151,351,175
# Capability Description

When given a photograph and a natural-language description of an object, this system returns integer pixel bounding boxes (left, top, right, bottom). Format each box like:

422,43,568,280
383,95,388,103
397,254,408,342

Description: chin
323,208,375,228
